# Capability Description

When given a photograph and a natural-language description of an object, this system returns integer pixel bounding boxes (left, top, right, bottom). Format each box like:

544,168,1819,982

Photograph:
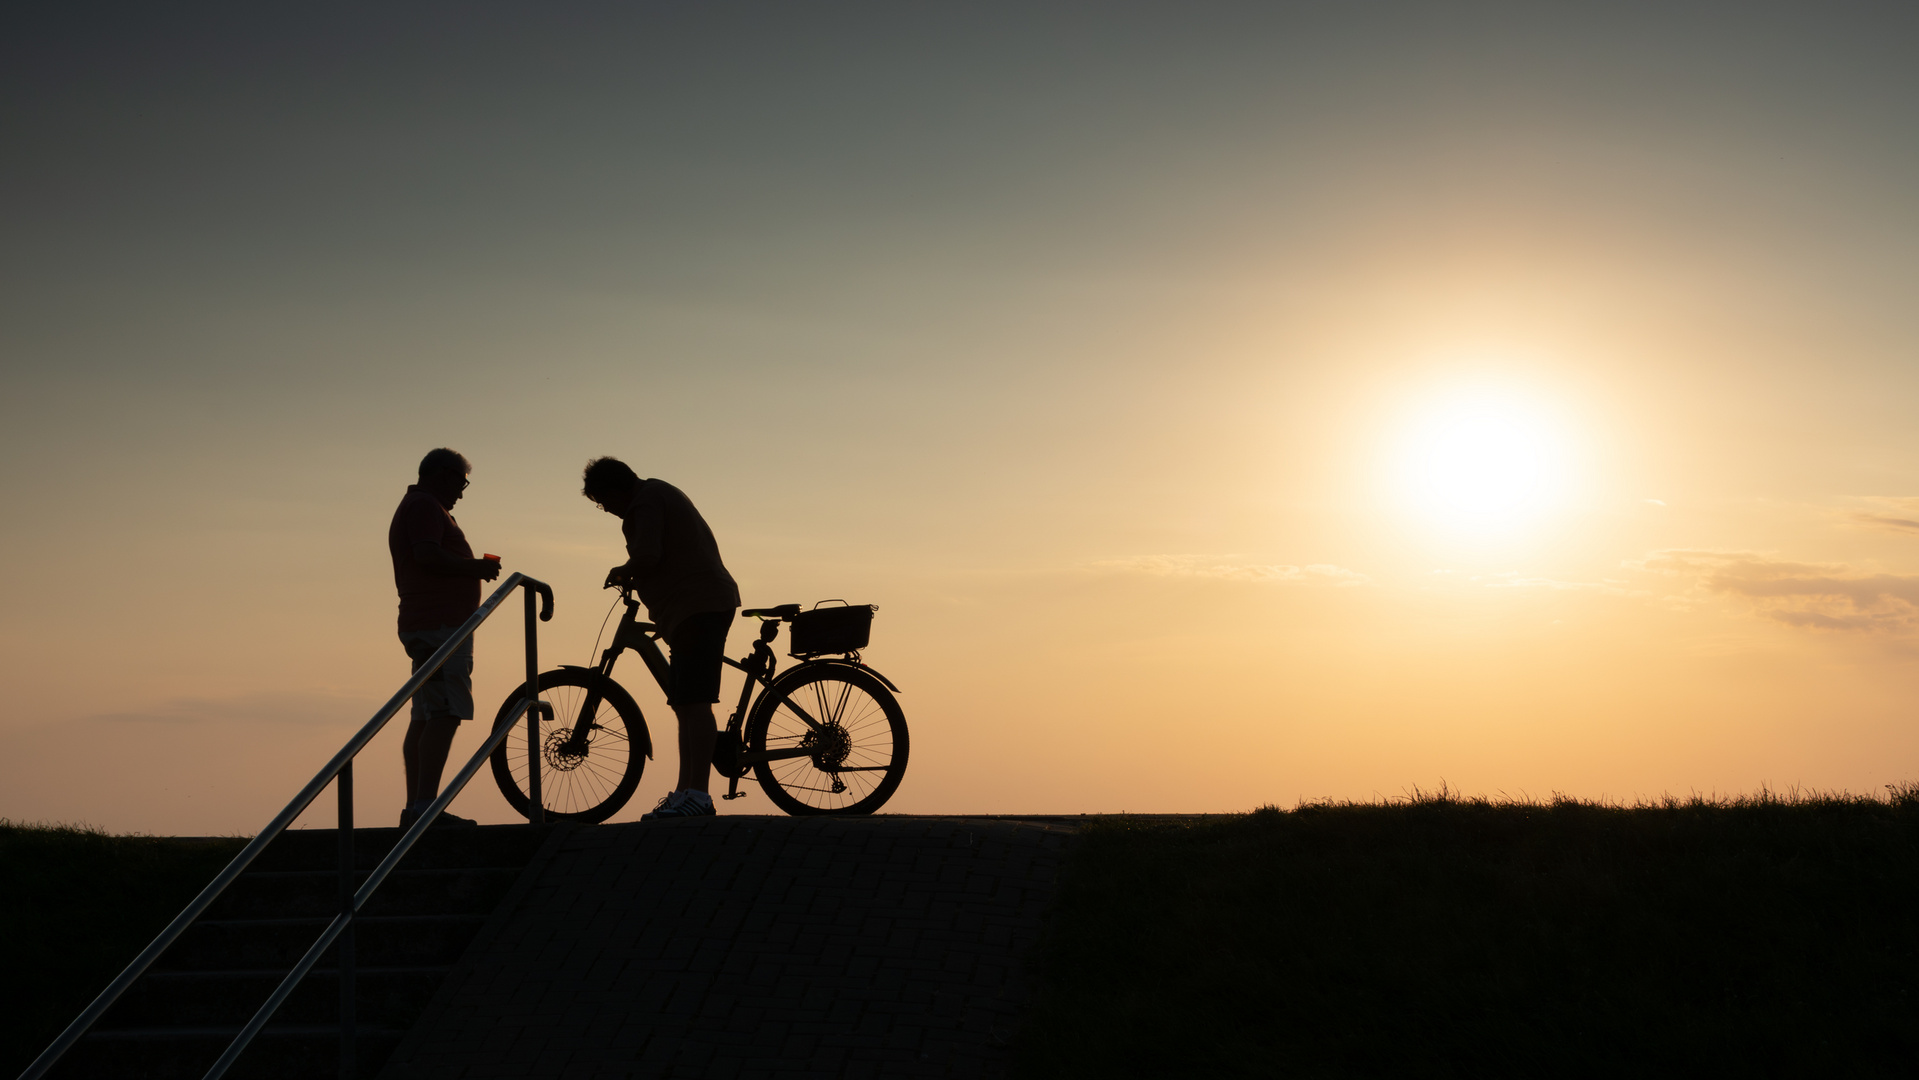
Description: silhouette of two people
386,450,738,824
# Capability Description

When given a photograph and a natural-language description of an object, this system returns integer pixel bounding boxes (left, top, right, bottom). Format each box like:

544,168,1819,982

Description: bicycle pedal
721,791,748,801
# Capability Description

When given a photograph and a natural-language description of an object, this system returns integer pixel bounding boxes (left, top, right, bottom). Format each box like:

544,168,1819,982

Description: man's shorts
399,626,475,723
665,610,733,706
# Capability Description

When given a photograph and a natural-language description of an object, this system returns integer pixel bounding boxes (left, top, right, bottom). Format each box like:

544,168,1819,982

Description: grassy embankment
1015,787,1919,1078
0,821,246,1077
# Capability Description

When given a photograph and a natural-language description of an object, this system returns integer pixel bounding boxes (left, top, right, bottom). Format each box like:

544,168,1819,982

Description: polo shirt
388,484,479,632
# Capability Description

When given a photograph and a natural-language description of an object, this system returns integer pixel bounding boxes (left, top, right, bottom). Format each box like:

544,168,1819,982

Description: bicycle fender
805,658,901,693
860,665,902,693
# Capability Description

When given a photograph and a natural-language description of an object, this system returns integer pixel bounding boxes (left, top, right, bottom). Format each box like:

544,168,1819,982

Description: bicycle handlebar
531,579,555,622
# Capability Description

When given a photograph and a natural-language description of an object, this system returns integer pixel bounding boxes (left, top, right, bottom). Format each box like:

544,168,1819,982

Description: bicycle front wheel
490,669,648,824
745,663,908,815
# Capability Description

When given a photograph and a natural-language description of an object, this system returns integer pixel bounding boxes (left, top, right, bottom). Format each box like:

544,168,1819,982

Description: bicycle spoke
491,672,645,823
746,667,906,813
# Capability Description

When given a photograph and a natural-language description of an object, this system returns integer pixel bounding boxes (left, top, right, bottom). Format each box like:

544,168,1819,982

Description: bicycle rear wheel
490,669,648,824
745,663,908,815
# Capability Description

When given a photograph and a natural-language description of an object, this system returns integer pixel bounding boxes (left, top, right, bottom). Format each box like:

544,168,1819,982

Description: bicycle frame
561,589,893,801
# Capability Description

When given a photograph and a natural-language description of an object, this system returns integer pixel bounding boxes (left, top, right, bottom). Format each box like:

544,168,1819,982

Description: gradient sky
4,2,1918,833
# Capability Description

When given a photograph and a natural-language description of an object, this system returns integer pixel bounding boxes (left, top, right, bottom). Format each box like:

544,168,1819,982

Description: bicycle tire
745,663,908,815
490,668,648,824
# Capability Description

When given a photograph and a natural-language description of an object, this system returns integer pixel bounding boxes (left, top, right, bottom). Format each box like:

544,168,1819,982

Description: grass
1014,786,1919,1078
0,820,246,1077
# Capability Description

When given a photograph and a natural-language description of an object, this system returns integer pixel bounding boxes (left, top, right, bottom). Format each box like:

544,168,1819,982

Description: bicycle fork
557,614,667,759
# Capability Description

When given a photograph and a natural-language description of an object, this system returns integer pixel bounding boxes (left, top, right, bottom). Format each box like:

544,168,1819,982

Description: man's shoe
401,805,476,828
641,790,716,821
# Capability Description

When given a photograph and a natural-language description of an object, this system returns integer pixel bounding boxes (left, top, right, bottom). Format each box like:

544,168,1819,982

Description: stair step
162,914,487,969
247,824,548,873
101,967,455,1028
62,1026,404,1080
208,866,521,918
191,913,491,929
87,1024,407,1039
145,965,455,978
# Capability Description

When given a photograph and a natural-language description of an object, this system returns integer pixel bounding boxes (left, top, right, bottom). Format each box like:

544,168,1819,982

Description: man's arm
414,541,502,581
607,492,663,584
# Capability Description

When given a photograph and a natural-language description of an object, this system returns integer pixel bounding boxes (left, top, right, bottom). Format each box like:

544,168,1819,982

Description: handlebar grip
534,582,555,622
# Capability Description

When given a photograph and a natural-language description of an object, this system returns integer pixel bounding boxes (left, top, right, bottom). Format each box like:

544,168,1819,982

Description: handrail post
524,584,544,825
337,760,355,1080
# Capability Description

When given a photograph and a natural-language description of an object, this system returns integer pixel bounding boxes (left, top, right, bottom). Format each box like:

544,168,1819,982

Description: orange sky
3,3,1917,832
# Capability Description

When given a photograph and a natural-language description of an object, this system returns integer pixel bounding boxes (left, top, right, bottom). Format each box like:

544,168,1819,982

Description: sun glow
1392,387,1568,536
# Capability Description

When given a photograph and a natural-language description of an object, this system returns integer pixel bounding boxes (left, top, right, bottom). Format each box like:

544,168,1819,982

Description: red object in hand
483,553,501,562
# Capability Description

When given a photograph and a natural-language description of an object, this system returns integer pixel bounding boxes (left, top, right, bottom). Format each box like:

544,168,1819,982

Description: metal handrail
18,572,556,1080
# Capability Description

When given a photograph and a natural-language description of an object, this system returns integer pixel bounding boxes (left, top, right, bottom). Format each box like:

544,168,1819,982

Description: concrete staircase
56,824,551,1080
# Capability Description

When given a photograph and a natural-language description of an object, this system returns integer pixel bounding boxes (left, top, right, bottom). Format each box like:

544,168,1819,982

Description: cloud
1092,556,1370,586
1637,549,1919,633
1477,572,1634,593
1844,496,1919,536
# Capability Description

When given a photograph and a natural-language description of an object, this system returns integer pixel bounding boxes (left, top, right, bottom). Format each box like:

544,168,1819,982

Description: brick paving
377,817,1076,1079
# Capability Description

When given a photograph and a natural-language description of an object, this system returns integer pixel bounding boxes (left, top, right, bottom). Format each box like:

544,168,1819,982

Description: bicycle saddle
741,604,802,620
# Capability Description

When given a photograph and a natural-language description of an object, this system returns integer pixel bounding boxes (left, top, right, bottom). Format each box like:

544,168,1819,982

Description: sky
3,1,1918,833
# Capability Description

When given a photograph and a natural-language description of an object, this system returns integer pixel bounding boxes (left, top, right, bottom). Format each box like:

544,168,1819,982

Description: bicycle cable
584,592,622,668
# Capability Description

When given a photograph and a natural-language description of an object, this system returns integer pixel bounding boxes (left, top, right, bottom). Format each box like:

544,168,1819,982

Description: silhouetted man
388,448,502,828
581,457,740,819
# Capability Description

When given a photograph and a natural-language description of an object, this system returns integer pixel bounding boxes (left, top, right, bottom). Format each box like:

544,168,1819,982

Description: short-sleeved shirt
621,479,740,636
388,485,479,632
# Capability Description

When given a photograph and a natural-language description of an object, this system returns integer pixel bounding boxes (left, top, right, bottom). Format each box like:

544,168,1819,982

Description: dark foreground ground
10,790,1919,1078
1,822,247,1078
1015,789,1919,1078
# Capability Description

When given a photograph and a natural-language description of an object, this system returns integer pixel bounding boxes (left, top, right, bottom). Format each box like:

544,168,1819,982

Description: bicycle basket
789,603,875,657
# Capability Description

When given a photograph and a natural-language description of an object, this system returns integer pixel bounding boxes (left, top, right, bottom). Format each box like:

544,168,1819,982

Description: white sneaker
641,789,716,821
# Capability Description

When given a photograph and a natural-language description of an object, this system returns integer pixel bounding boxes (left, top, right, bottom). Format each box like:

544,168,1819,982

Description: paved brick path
378,816,1076,1079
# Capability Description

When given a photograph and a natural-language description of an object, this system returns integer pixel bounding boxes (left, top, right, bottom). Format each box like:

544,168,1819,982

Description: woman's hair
418,447,470,479
582,456,641,502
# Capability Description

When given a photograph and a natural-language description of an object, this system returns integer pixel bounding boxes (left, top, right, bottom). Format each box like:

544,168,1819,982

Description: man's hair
418,448,471,480
582,456,640,502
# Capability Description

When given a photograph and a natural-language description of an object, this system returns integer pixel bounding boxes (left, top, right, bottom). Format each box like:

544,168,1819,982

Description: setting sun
1394,388,1568,535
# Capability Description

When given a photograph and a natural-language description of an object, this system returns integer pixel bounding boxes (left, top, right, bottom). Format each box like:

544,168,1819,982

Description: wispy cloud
1637,549,1919,632
1092,556,1370,586
1843,496,1919,536
1476,573,1639,594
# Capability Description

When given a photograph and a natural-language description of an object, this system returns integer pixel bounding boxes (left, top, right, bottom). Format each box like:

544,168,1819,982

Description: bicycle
488,587,909,822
